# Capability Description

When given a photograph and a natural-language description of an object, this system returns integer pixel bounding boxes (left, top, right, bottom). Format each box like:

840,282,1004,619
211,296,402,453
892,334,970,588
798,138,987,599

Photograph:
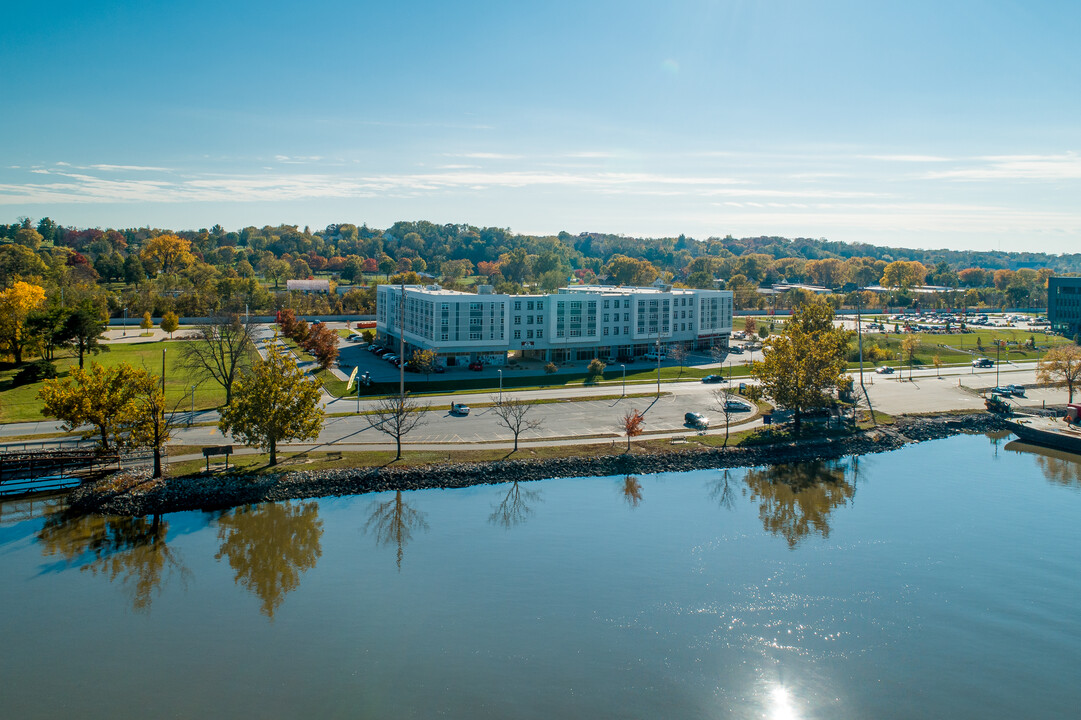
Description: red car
468,361,483,371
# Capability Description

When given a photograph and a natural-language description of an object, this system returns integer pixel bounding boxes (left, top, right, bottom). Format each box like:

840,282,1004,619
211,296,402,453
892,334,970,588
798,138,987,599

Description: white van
644,349,666,361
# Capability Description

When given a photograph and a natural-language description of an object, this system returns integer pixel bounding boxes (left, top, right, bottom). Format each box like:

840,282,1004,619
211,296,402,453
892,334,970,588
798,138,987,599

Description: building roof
287,279,331,291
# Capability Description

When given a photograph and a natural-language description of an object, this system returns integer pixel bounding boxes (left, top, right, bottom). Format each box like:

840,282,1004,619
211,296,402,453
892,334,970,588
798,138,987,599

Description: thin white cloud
926,153,1081,180
862,154,953,163
443,152,523,160
89,164,173,172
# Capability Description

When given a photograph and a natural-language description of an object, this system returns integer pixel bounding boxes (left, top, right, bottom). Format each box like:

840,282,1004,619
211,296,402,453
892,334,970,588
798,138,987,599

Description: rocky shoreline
71,412,1009,517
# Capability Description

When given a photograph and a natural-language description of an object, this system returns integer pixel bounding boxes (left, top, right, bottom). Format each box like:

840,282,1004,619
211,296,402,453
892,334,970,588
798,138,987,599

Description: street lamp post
190,385,196,426
123,307,128,337
996,342,1001,386
497,368,503,403
620,364,626,397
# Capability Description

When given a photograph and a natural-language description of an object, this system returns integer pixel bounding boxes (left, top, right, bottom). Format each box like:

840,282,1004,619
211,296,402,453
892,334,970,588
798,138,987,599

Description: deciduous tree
0,280,46,364
38,363,142,450
750,299,851,432
621,408,646,451
366,392,430,461
490,396,543,452
140,234,195,276
410,348,437,379
302,322,339,370
160,311,179,338
1037,345,1081,403
218,342,325,466
180,315,255,405
140,311,153,334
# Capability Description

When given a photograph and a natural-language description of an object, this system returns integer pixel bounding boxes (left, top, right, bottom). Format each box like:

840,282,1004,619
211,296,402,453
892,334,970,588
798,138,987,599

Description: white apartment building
376,284,733,367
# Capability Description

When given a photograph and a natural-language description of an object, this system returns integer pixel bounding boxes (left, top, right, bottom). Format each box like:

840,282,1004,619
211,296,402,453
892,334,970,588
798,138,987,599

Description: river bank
66,411,1014,517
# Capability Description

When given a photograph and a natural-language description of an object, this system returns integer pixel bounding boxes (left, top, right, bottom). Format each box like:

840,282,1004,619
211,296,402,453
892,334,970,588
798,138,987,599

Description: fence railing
0,447,157,498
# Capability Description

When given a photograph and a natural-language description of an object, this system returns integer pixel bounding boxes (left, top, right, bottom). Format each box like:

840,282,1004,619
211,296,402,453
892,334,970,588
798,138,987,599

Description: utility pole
161,347,166,393
855,291,874,423
996,342,1001,386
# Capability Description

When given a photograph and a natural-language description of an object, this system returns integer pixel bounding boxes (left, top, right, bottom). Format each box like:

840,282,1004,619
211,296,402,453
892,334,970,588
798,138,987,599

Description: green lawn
856,329,1068,368
0,341,228,424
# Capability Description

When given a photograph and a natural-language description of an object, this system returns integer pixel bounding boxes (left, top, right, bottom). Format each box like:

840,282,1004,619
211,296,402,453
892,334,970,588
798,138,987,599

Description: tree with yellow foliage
0,280,46,363
751,299,851,432
38,363,142,450
140,234,195,276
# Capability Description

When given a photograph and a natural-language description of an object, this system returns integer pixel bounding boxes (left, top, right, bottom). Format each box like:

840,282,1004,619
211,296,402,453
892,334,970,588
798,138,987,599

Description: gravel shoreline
70,412,1010,517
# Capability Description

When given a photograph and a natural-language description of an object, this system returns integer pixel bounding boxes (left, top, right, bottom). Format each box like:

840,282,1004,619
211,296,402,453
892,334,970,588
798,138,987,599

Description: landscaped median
70,411,1008,517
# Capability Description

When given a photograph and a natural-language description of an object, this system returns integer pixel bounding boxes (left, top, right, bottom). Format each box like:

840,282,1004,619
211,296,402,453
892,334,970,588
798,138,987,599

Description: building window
441,333,449,341
537,314,543,323
536,329,543,338
603,313,609,322
514,301,522,310
514,316,521,325
604,327,609,335
614,327,619,335
527,315,533,324
470,332,481,340
527,330,534,339
527,300,534,310
603,299,610,309
514,330,521,339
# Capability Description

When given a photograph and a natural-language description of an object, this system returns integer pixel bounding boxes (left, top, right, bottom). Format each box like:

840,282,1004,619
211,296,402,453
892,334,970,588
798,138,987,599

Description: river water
2,433,1079,719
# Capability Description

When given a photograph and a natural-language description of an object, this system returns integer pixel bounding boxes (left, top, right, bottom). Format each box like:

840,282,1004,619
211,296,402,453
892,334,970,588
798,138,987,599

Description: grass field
0,341,228,424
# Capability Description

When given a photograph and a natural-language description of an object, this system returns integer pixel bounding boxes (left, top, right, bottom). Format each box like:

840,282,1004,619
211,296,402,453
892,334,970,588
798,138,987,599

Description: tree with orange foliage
621,409,646,452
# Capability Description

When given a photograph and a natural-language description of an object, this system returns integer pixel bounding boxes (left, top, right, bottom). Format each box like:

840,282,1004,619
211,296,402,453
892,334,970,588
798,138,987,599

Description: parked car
972,358,994,368
684,412,710,429
644,350,666,361
728,346,744,354
1008,384,1026,396
723,399,753,412
468,361,484,371
383,354,398,363
450,402,470,416
433,365,445,374
347,335,364,343
991,387,1013,397
702,374,724,384
875,366,896,374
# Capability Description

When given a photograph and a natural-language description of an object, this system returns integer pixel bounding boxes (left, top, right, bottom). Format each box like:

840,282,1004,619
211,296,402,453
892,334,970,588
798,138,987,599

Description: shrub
13,359,58,386
587,358,605,381
545,362,558,374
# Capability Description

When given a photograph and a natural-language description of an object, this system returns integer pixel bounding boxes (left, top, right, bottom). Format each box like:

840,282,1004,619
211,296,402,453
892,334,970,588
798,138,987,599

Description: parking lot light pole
190,385,196,426
123,307,128,337
497,368,503,403
620,364,625,397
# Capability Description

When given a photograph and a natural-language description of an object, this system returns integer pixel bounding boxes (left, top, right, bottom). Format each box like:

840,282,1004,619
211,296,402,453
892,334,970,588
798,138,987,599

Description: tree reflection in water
621,475,643,507
708,468,737,510
364,491,428,570
37,510,190,612
214,501,323,618
743,459,856,548
490,481,540,529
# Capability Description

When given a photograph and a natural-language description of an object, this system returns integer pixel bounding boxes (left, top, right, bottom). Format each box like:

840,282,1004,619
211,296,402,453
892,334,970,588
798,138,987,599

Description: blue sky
2,0,1080,253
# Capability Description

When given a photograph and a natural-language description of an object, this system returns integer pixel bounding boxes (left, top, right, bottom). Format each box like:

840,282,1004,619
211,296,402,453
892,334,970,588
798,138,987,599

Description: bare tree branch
489,395,543,452
366,393,430,460
179,315,255,406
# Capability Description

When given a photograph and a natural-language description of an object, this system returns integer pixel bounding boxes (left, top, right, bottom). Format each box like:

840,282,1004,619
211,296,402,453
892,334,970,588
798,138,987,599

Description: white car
875,366,896,374
450,402,470,416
